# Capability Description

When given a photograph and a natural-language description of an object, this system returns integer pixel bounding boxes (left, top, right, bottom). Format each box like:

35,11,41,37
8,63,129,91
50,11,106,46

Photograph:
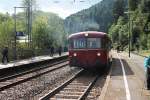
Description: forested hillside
109,0,150,50
64,0,119,34
64,0,150,52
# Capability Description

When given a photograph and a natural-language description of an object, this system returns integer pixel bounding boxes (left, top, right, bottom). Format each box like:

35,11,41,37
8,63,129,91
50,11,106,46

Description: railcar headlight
97,53,101,56
73,53,77,56
85,33,88,37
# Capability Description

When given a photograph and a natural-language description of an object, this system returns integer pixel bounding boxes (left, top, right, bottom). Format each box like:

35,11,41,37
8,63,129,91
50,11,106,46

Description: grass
139,50,150,57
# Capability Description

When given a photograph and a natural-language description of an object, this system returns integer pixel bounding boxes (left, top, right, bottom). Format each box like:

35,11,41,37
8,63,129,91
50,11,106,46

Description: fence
0,47,68,62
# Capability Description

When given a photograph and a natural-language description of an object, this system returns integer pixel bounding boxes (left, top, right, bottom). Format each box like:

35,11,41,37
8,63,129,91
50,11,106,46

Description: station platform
102,51,150,100
0,52,68,70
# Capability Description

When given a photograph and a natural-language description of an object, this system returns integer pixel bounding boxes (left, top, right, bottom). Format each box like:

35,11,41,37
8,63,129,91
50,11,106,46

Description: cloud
40,6,76,19
0,0,102,18
37,0,78,18
0,0,22,14
37,0,102,18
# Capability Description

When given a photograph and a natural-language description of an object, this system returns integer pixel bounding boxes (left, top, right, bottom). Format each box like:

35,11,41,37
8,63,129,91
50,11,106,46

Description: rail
0,59,68,82
0,61,68,91
78,75,99,100
40,69,100,100
40,69,83,100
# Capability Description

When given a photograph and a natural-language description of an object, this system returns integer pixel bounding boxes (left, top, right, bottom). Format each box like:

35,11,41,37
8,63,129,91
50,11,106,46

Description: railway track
40,69,100,100
0,59,68,82
0,60,68,92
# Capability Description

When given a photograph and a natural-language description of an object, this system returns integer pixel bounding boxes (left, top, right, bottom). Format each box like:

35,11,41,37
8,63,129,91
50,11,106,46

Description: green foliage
109,0,150,51
129,0,139,11
109,16,128,48
32,11,66,49
140,34,148,50
47,13,66,47
113,0,125,22
64,0,115,33
0,13,14,61
0,10,67,61
32,16,49,49
140,0,150,13
0,13,14,48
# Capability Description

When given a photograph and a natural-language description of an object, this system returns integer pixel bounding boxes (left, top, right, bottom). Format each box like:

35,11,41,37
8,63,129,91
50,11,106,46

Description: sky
0,0,102,19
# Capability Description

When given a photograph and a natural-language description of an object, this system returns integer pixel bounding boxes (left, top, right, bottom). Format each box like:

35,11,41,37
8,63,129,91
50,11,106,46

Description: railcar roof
68,31,107,39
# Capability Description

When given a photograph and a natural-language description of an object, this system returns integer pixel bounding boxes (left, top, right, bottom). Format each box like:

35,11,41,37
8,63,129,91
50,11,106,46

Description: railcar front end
68,31,111,70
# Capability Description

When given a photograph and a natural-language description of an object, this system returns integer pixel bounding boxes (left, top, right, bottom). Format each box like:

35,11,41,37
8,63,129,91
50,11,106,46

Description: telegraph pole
14,7,17,60
26,0,32,48
14,5,32,60
27,1,30,48
124,10,131,57
124,0,131,57
129,11,131,57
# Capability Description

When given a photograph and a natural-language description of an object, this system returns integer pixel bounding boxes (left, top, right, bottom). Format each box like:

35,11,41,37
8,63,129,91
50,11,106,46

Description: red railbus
68,31,112,70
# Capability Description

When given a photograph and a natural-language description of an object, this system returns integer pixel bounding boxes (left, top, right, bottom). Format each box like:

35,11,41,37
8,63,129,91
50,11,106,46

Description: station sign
16,31,25,36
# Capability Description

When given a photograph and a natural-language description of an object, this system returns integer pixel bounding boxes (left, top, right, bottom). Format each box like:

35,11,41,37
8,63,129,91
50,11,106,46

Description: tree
32,16,49,49
22,0,36,7
140,0,150,13
129,0,139,11
32,11,66,50
0,14,14,46
113,0,125,22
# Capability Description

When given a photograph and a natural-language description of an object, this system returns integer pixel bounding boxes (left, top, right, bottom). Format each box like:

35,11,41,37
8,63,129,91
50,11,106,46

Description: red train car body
68,31,111,69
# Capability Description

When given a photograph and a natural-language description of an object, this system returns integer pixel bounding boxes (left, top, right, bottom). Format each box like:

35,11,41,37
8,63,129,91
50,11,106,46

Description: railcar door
86,38,102,67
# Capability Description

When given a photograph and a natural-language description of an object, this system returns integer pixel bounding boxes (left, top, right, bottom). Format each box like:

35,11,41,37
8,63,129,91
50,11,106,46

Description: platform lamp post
124,10,133,58
14,6,30,60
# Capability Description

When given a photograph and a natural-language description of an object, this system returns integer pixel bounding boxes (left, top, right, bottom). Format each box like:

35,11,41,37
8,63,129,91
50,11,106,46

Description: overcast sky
0,0,101,19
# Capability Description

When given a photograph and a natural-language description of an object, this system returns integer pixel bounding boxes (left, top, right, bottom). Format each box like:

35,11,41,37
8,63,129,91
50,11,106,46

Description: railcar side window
87,38,101,48
73,38,86,49
69,40,73,49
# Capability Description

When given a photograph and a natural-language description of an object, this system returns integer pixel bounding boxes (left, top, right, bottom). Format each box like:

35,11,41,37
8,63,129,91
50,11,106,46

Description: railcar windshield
71,38,101,49
73,38,86,49
87,38,101,48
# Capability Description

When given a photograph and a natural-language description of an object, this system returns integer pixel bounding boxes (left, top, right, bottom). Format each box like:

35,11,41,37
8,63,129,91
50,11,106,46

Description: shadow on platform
111,58,134,76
